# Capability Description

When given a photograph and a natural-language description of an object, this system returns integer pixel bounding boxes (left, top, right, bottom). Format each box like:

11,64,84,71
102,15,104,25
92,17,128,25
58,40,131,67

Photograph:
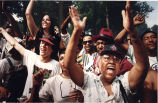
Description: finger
69,6,73,18
121,10,126,20
126,1,131,18
82,17,87,25
71,6,76,17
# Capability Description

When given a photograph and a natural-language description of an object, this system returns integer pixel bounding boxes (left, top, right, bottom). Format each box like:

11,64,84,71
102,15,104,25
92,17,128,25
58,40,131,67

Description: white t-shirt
127,44,158,71
39,74,81,103
22,50,61,98
82,72,130,103
0,38,7,59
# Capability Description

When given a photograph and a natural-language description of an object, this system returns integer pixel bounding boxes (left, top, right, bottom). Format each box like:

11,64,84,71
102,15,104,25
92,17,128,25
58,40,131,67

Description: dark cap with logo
100,44,124,59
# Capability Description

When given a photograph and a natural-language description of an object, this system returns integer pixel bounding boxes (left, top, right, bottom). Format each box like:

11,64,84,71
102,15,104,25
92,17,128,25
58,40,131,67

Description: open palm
69,6,87,31
122,1,134,32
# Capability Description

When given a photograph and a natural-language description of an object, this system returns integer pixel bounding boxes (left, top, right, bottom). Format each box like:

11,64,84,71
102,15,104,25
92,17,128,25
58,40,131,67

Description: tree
151,25,158,33
0,1,72,33
74,1,153,36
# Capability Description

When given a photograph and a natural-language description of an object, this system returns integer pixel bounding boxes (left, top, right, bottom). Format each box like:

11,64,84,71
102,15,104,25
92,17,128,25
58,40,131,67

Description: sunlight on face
42,15,51,30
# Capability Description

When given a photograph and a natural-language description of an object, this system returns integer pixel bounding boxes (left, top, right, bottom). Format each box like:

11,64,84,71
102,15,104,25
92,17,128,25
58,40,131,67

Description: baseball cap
40,35,55,46
100,44,124,59
92,28,114,43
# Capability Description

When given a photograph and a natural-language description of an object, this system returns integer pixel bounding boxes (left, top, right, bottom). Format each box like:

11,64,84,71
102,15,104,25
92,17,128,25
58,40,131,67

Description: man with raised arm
0,29,61,101
64,2,149,102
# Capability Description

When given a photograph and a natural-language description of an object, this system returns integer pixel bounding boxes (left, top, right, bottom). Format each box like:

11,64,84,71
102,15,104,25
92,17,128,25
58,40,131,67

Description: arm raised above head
0,27,26,56
122,1,149,90
64,6,87,87
115,14,145,51
25,0,39,38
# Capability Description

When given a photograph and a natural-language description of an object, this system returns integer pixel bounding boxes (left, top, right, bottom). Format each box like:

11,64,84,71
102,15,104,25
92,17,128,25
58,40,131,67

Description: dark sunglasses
82,40,93,45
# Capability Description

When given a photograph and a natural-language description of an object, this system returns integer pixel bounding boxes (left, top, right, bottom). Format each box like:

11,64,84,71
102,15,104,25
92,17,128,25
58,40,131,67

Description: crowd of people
0,0,157,103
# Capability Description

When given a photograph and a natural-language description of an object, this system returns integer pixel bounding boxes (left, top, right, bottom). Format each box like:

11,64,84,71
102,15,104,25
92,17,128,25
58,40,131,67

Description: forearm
60,15,70,34
25,0,38,37
27,86,40,102
115,28,129,51
129,30,149,70
128,29,149,88
65,28,82,65
115,28,127,43
64,28,84,87
1,29,25,56
25,0,34,15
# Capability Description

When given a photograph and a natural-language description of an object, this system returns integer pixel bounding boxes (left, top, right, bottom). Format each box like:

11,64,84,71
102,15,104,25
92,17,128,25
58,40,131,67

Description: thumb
82,17,87,25
121,10,126,20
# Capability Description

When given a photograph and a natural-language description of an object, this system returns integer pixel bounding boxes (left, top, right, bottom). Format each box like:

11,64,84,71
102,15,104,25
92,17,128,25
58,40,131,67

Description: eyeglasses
102,54,122,63
82,40,93,45
60,81,76,98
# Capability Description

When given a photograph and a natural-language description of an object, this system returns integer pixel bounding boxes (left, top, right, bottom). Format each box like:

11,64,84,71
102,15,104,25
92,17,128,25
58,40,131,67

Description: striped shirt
81,52,98,72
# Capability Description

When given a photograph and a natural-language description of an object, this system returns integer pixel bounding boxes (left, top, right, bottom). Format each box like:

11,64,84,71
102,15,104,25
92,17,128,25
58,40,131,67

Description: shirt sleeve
23,49,37,66
0,59,10,82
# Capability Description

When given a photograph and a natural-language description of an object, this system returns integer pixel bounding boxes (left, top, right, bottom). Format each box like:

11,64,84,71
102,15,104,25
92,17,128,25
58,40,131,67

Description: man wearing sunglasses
81,35,97,72
64,2,149,102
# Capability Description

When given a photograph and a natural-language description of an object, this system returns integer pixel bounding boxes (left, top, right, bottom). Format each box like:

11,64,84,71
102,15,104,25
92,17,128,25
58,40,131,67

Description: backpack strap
118,80,129,103
6,57,14,71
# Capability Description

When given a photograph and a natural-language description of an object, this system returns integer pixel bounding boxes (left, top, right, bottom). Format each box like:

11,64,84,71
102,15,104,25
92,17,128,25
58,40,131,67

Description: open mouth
107,67,115,74
107,67,115,70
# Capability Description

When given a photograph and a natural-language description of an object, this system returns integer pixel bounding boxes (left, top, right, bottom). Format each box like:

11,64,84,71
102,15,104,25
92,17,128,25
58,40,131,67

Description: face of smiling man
39,40,53,58
142,32,157,52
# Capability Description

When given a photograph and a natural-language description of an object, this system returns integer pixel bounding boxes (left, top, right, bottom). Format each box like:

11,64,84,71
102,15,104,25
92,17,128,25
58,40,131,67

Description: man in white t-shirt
0,29,61,100
24,48,84,103
64,2,149,103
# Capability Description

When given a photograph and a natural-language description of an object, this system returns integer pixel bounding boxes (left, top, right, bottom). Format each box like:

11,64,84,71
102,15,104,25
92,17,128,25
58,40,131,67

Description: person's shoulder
46,74,60,84
117,71,129,80
84,71,98,79
49,59,59,64
0,58,8,64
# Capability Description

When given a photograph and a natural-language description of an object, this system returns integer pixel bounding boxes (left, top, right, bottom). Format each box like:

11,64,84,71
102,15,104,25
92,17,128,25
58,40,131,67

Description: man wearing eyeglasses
64,2,149,103
81,35,97,72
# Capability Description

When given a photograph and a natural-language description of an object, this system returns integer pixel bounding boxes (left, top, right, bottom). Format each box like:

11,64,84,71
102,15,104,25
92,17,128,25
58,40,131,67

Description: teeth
107,67,115,70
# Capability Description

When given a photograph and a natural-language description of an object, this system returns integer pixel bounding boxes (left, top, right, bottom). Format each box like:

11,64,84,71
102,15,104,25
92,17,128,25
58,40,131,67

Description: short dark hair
59,48,66,55
141,30,157,40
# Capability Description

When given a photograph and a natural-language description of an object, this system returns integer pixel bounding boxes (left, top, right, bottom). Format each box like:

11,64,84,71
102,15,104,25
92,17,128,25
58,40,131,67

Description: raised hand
133,14,145,26
122,1,134,32
33,69,44,87
69,6,87,31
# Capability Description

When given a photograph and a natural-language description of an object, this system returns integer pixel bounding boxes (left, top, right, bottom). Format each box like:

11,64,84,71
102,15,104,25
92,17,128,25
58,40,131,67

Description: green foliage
74,1,153,36
151,25,158,33
0,1,154,36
